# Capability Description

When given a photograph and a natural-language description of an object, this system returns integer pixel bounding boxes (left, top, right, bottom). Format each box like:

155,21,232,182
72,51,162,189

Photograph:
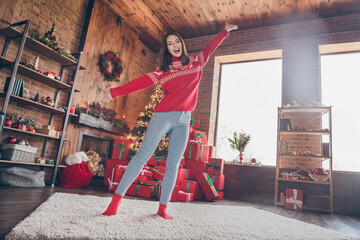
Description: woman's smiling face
166,35,182,58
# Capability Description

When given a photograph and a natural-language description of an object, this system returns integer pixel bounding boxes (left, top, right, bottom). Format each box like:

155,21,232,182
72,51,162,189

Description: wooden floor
1,183,360,240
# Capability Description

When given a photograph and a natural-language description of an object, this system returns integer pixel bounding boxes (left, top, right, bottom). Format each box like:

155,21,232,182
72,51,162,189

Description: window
321,52,360,172
216,59,282,165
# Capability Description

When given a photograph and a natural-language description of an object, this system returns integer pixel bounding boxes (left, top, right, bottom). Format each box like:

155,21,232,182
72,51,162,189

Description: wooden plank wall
63,0,157,163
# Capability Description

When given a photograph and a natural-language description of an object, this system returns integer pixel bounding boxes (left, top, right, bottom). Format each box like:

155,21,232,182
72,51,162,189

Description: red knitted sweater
110,29,229,112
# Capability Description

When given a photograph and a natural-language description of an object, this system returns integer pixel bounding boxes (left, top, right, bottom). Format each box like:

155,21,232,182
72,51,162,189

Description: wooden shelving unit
274,107,333,213
0,20,84,186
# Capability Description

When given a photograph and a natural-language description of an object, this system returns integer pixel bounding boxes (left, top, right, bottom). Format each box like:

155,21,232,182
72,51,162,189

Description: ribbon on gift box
286,189,303,209
113,140,130,160
194,131,207,143
151,168,164,174
199,174,215,187
190,117,200,128
134,180,154,197
188,141,204,160
108,165,127,191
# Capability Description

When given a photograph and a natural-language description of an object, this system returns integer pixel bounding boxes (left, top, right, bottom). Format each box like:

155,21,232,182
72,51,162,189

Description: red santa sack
60,161,93,188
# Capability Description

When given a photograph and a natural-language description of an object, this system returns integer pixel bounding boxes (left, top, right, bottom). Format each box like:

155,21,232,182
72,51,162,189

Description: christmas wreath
98,51,124,82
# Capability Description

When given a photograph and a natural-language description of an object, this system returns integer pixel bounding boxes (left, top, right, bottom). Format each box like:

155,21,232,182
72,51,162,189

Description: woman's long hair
158,32,190,72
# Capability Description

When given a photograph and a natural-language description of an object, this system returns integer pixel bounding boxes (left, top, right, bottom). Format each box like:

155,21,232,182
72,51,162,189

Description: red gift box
138,167,153,180
104,159,129,186
111,139,131,160
152,168,165,181
189,128,208,145
157,184,179,202
179,191,194,202
285,189,303,211
184,141,209,161
212,175,225,200
190,116,200,129
179,156,186,166
208,146,217,158
108,166,127,192
207,158,224,177
196,173,219,201
147,156,167,167
176,168,189,185
126,180,154,198
185,160,207,180
144,179,162,198
179,180,201,199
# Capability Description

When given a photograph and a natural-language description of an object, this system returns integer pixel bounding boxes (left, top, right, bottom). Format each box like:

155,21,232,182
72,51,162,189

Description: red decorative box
104,159,129,186
111,139,131,160
179,191,194,202
208,146,217,158
179,180,201,199
189,128,208,145
176,168,189,185
285,189,303,211
207,158,224,177
147,156,166,167
184,141,209,161
151,168,165,181
157,184,179,202
190,116,200,129
212,175,225,200
108,166,127,192
126,180,154,198
196,173,219,201
185,160,207,180
138,167,153,180
144,179,162,198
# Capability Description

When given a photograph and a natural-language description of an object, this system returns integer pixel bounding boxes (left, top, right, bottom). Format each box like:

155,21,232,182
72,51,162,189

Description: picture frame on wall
279,141,287,154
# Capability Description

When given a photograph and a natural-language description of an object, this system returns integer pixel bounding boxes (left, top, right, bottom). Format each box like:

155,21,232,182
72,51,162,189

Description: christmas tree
127,85,169,159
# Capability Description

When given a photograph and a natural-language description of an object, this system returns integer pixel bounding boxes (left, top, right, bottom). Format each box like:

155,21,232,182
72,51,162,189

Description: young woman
101,23,238,220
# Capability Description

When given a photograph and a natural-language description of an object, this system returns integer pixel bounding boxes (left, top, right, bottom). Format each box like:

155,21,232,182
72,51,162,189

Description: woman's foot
102,193,123,216
157,203,173,220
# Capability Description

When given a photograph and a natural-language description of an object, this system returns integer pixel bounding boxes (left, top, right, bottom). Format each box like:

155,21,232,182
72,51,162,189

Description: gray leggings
115,111,191,205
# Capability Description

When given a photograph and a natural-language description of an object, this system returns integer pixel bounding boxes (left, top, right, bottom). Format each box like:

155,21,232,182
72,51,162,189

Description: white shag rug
6,192,359,240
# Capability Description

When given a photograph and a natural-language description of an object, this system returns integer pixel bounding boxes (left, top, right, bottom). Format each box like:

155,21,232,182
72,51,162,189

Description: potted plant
228,131,251,165
6,113,19,128
26,118,38,133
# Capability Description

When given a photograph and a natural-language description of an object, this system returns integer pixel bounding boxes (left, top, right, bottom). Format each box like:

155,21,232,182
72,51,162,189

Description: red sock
157,203,173,220
102,193,123,216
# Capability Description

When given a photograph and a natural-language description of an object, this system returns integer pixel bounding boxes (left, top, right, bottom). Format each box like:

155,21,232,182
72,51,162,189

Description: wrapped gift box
185,160,207,180
144,179,162,198
147,156,166,167
207,158,224,177
176,168,189,185
138,167,153,180
104,159,129,186
151,168,165,181
179,180,201,199
189,128,208,145
184,141,209,162
179,191,194,202
111,139,131,160
285,189,303,211
108,166,127,192
190,116,200,129
208,146,217,158
157,184,179,202
196,173,219,201
126,180,154,198
212,175,225,200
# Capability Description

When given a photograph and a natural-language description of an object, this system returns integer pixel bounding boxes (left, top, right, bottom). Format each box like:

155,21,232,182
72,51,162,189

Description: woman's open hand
100,90,113,106
224,23,238,32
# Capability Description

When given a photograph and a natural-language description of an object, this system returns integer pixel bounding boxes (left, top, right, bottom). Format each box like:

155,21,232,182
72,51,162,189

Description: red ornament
46,96,52,101
251,158,256,163
9,136,17,143
5,119,12,127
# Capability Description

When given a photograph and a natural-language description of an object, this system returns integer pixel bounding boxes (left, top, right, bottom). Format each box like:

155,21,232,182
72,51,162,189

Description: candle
70,106,75,114
87,101,89,110
122,114,126,120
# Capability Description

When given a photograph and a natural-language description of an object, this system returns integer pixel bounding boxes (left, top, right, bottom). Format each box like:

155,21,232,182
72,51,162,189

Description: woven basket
1,144,37,163
309,174,329,182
